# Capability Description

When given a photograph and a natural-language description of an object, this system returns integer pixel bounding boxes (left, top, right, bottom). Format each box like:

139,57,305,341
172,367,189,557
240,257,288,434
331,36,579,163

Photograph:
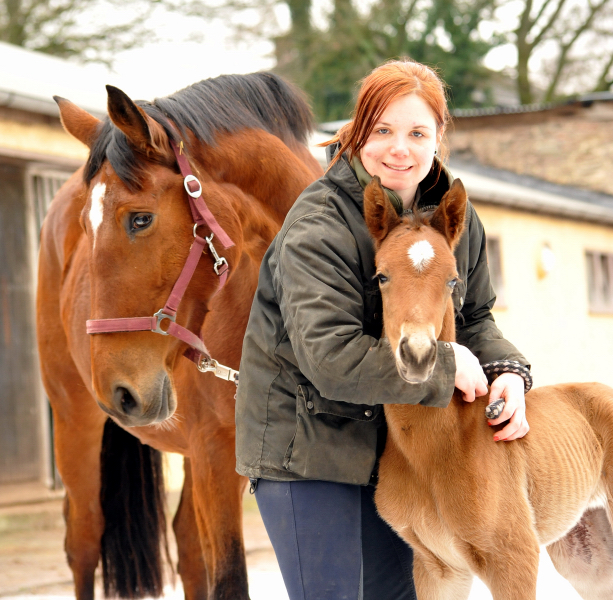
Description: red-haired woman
236,59,532,599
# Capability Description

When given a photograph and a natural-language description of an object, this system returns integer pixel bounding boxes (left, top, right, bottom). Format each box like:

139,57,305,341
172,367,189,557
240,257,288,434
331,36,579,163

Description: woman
235,59,532,600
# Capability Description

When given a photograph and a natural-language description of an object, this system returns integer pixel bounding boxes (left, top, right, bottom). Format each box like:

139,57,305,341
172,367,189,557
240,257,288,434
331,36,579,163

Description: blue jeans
254,479,417,600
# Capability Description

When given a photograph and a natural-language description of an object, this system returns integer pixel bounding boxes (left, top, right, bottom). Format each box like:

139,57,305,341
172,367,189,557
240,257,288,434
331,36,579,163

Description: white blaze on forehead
408,240,435,272
89,183,106,248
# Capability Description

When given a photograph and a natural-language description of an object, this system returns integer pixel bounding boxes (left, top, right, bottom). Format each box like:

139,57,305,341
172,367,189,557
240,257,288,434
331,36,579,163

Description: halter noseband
85,137,239,385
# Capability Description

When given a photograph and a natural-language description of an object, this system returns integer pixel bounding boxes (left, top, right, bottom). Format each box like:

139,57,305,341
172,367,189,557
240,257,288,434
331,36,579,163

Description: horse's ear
430,178,467,249
364,176,401,247
54,96,101,148
106,85,170,158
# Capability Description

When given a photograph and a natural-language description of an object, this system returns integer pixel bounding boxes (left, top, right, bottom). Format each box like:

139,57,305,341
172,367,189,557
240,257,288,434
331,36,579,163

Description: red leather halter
86,137,239,384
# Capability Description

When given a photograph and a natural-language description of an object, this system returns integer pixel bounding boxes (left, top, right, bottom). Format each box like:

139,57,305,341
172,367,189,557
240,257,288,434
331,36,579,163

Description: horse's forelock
84,118,149,192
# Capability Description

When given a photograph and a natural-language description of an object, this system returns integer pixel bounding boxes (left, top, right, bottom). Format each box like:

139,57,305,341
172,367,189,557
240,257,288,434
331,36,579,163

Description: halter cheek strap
85,137,239,385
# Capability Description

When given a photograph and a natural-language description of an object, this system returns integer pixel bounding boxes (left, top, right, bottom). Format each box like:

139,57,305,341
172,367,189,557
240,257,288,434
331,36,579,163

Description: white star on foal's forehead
408,240,435,272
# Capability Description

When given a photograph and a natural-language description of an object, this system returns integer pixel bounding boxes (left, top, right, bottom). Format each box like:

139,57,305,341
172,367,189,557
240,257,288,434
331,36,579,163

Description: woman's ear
364,176,401,247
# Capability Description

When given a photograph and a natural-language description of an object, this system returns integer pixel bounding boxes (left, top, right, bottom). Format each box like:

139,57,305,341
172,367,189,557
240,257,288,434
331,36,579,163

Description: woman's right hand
449,342,488,402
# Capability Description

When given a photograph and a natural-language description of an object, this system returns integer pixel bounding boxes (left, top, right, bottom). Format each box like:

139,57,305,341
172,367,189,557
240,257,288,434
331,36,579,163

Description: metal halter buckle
153,309,176,335
198,356,239,385
205,233,228,275
184,175,202,199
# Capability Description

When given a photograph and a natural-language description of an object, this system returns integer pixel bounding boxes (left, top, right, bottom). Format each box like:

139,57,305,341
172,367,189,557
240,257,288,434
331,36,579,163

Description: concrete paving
0,492,583,600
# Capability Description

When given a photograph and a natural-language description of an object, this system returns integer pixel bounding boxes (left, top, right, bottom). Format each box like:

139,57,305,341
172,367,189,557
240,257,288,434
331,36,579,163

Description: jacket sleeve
455,203,530,368
273,206,455,407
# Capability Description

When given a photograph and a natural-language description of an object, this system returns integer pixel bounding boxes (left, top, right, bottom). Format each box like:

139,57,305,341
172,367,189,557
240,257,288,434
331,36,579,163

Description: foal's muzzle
395,329,437,383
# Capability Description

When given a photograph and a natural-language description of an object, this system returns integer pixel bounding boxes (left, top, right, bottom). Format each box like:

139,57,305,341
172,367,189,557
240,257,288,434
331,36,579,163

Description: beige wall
474,201,613,389
0,118,87,161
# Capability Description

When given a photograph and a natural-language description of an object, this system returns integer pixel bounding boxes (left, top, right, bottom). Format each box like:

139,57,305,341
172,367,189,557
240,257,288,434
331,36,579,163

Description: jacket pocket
283,385,381,485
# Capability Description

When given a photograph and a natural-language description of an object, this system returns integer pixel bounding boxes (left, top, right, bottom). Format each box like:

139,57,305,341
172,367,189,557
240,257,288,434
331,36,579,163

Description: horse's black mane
85,72,314,190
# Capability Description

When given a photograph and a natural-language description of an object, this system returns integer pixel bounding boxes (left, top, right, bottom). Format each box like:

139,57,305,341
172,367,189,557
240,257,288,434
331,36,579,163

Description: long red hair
325,59,450,170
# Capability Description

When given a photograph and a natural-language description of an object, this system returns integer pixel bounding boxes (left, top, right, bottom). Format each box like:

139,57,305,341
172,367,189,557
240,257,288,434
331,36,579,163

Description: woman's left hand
487,373,529,442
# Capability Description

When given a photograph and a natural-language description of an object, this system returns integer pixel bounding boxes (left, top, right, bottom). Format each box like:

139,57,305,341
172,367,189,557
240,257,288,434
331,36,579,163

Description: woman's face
360,94,439,205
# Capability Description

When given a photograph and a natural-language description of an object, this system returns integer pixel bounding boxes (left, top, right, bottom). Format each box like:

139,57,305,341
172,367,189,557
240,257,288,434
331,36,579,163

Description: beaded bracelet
481,360,533,394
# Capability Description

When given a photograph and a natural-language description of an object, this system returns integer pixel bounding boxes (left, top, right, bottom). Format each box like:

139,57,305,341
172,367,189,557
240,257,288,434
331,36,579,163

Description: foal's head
364,176,467,383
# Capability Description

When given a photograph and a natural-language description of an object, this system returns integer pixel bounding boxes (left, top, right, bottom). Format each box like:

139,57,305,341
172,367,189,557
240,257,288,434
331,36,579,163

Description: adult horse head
55,75,317,428
364,175,467,382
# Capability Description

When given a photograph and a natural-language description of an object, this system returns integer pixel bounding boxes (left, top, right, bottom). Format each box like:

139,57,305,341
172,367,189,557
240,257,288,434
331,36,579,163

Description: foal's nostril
115,386,138,415
399,337,411,364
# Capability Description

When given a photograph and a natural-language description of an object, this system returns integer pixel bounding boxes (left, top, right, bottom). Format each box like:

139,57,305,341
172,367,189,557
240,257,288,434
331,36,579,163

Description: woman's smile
383,163,413,171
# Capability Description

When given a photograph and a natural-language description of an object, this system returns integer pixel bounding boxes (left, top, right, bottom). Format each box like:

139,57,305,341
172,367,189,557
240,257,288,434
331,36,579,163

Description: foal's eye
130,213,154,231
376,273,389,284
447,278,458,290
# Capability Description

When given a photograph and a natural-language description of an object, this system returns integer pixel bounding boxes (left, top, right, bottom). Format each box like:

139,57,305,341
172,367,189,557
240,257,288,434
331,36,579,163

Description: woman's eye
377,128,390,135
377,273,389,284
412,131,424,138
130,213,153,231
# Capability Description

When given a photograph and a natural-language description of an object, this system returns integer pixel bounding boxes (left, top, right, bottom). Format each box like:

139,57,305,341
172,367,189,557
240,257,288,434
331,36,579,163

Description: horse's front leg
547,507,613,599
189,429,249,600
52,402,107,600
412,549,473,600
173,457,209,600
471,530,540,600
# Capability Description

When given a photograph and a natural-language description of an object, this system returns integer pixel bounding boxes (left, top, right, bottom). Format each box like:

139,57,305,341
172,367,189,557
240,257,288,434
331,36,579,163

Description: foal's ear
364,176,401,247
54,97,102,148
430,179,467,249
106,85,170,159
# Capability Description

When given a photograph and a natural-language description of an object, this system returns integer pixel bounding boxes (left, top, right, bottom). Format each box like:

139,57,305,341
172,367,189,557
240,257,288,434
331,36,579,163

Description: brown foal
364,175,613,600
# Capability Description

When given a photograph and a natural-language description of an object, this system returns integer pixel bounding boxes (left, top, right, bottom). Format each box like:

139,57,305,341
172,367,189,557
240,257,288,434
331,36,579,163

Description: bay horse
363,175,613,599
37,73,321,600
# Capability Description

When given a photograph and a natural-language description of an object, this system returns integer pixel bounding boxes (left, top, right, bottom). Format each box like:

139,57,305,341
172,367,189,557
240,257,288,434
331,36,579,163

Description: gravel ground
0,492,582,599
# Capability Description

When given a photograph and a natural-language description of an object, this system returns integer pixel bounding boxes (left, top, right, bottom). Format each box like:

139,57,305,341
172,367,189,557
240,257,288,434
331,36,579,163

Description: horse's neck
191,130,320,224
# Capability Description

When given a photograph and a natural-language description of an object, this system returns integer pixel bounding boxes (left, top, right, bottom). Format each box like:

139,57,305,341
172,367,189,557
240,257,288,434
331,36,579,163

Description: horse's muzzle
395,333,437,383
97,372,175,427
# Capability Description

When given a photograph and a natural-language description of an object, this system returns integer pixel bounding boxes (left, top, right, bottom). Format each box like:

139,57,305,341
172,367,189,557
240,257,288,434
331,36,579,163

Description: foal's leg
190,432,249,600
52,400,107,600
412,550,473,600
547,507,613,599
173,457,209,600
473,534,540,600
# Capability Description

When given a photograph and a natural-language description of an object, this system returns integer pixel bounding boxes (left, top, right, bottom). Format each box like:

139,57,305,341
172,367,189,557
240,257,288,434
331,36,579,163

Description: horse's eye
447,278,458,290
376,273,389,284
130,213,153,231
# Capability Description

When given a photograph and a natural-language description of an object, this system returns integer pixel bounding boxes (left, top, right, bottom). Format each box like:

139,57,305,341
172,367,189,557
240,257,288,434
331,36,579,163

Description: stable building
0,41,104,501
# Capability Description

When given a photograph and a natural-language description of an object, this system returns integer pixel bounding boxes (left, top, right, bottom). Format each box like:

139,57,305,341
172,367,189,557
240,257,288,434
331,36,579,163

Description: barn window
486,236,506,308
586,251,613,313
26,166,72,233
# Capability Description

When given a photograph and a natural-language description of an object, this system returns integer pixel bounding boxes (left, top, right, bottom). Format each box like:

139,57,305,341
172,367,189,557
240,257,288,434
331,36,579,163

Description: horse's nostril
399,337,411,363
116,386,138,414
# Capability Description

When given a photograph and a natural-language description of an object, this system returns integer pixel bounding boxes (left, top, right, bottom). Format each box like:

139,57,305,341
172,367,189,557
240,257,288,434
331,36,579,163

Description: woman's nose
390,138,409,156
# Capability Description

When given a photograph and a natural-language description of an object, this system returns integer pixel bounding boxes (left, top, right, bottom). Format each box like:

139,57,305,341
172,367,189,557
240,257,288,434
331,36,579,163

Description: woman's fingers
487,373,529,441
450,342,488,403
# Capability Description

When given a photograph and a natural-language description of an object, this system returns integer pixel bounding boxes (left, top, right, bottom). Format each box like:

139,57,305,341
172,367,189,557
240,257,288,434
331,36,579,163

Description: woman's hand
487,373,529,442
450,342,488,402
